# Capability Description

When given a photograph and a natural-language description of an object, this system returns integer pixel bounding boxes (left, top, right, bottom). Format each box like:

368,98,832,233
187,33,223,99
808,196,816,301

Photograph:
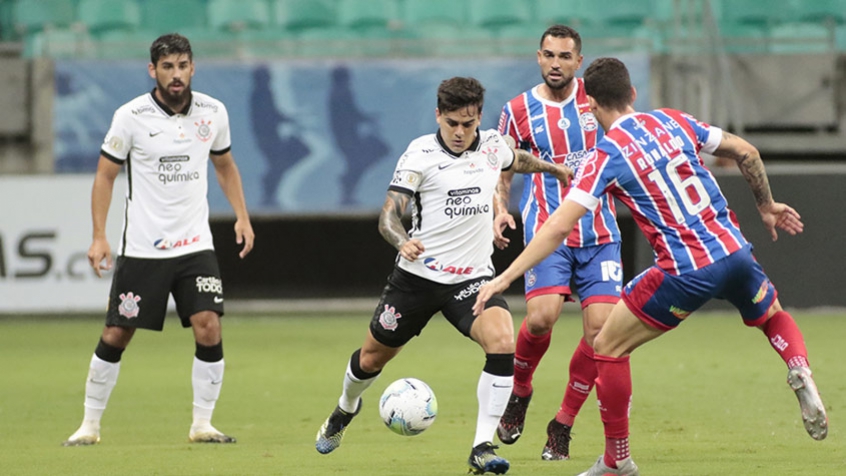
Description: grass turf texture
0,311,841,475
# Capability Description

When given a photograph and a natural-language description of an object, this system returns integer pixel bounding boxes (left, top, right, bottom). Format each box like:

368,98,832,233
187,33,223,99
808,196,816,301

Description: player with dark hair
495,24,621,460
63,33,254,446
314,77,572,475
475,57,827,475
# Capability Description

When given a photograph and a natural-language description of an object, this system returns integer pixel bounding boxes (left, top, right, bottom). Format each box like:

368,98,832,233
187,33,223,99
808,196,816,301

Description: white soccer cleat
787,366,828,441
577,456,639,476
62,424,100,447
189,424,236,443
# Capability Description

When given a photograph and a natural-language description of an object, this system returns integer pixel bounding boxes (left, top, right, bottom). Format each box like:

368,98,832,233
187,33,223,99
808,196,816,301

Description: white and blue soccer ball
378,377,438,436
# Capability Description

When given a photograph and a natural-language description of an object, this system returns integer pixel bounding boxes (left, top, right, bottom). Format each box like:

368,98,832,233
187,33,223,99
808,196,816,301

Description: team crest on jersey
107,135,124,153
579,112,598,132
195,119,213,142
118,292,141,318
379,304,402,331
557,117,570,130
484,148,499,170
526,268,537,288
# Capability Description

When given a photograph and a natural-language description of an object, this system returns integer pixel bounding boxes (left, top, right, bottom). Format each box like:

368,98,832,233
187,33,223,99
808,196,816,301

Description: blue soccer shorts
524,242,622,308
622,245,777,330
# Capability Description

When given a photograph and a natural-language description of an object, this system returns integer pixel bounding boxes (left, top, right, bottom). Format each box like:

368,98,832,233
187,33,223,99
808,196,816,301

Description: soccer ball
378,378,438,436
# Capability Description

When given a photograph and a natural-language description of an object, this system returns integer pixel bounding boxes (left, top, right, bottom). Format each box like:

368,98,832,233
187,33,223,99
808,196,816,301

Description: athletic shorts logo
118,292,141,318
669,305,691,319
379,304,402,331
525,268,537,288
752,280,769,304
454,279,488,301
196,276,223,294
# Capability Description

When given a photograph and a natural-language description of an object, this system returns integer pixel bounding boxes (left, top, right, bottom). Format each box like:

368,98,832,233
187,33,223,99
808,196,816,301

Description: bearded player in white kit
314,77,571,475
63,33,254,446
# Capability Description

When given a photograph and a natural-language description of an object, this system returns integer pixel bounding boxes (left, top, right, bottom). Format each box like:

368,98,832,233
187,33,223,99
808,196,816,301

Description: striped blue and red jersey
567,108,749,275
498,79,620,247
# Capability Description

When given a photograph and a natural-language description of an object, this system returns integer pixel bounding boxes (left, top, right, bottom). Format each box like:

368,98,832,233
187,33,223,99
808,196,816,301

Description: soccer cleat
315,400,361,454
62,425,100,447
577,456,639,476
467,442,510,475
496,391,532,445
189,425,237,443
787,366,828,441
541,419,572,461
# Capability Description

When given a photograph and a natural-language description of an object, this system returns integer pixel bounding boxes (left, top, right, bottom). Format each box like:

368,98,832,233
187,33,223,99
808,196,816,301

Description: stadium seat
207,0,270,32
719,0,789,26
469,0,532,29
77,0,141,35
717,22,767,53
273,0,337,32
403,23,497,57
789,0,846,24
337,0,400,30
177,26,240,58
23,27,91,58
769,22,832,53
581,0,652,26
297,26,398,57
496,22,547,56
12,0,76,35
94,29,159,59
403,0,467,28
533,0,585,26
140,0,208,36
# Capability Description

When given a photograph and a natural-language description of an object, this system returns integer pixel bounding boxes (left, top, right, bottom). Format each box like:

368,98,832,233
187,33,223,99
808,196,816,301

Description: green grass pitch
0,310,842,475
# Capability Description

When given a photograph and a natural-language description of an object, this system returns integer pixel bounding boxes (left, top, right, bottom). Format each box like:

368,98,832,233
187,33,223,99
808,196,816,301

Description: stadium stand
3,0,844,59
273,0,337,32
207,0,271,32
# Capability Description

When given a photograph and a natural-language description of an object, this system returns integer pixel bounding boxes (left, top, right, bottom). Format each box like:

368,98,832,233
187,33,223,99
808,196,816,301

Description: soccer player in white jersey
63,33,254,446
314,77,572,475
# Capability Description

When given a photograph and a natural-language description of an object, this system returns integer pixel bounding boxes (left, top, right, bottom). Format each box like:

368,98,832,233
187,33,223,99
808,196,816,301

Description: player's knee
525,311,556,335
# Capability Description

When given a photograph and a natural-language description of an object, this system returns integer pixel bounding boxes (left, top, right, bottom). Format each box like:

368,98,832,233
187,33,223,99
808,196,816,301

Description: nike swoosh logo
149,131,163,137
492,384,512,388
210,379,222,385
214,296,224,303
438,163,453,170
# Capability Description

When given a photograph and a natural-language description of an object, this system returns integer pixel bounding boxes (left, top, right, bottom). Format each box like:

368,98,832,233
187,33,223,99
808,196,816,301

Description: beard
156,78,191,109
543,73,574,91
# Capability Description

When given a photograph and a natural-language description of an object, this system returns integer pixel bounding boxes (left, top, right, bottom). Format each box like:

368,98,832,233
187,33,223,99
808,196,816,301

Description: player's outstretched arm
713,132,803,241
473,199,587,315
512,149,573,183
379,190,424,262
211,151,255,258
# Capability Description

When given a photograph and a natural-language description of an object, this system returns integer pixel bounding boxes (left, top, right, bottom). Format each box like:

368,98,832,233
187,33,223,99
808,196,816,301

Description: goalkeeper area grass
0,309,841,475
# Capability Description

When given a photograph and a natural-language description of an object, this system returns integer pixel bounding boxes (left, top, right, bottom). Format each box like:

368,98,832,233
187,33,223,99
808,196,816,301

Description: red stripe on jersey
660,108,700,153
638,115,711,269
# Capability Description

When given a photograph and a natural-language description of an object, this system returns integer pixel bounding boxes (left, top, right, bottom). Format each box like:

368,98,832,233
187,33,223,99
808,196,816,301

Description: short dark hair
150,33,193,65
436,77,485,114
540,24,581,53
583,57,633,111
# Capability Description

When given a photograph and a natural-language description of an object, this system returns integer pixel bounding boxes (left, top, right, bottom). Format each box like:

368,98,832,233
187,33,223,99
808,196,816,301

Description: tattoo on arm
495,173,513,214
512,149,558,174
378,190,411,250
719,132,773,208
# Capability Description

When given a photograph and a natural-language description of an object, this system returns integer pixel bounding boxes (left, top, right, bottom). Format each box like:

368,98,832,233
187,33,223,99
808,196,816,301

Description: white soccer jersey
389,129,514,284
100,90,231,258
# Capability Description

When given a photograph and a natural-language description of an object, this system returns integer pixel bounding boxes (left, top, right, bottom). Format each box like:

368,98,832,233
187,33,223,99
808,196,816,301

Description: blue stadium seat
77,0,141,35
469,0,532,29
12,0,76,35
140,0,208,36
207,0,270,32
273,0,337,32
